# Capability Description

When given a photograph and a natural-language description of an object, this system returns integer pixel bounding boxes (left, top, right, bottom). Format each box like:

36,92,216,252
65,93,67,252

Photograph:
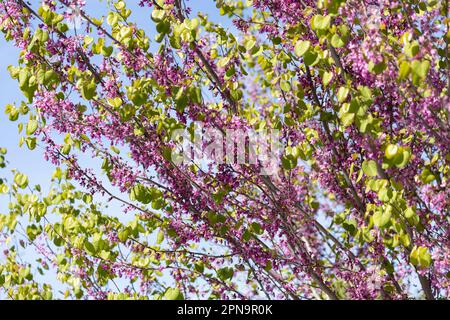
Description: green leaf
102,46,113,57
280,80,291,91
26,119,38,135
8,107,19,121
342,219,357,236
217,267,234,281
164,287,184,300
420,168,435,184
303,51,319,66
225,66,236,78
84,35,94,46
281,155,297,170
398,61,410,80
377,186,393,202
129,184,152,204
330,34,345,48
288,146,301,159
14,173,29,189
152,199,164,210
373,206,392,228
44,70,58,86
312,15,331,31
385,144,399,160
245,39,256,51
411,60,430,85
118,228,130,242
410,246,432,268
217,56,231,68
108,97,122,108
333,212,345,225
362,160,378,177
419,247,432,268
400,233,411,247
368,60,387,74
25,137,36,150
114,1,125,10
107,12,119,26
294,40,310,57
405,41,419,58
394,148,411,168
337,87,349,103
194,261,205,273
119,26,133,39
84,241,96,254
99,250,111,260
322,71,333,87
184,18,199,31
156,229,164,244
251,222,263,235
19,69,29,88
81,81,96,100
339,112,355,127
404,207,419,226
151,9,165,22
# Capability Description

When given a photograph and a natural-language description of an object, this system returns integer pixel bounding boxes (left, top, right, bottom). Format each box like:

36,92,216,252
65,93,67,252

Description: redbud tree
0,0,449,300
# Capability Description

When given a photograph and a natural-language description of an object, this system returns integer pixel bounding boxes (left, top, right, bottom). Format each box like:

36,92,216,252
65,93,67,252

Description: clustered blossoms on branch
0,0,448,300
